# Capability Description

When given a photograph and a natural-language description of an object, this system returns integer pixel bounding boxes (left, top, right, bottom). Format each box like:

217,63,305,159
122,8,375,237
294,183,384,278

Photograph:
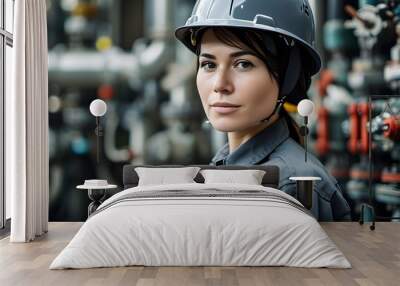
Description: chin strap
260,95,287,123
260,40,301,123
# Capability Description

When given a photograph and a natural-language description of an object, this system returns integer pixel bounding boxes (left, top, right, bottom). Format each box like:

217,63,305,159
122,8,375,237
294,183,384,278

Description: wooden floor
0,222,399,286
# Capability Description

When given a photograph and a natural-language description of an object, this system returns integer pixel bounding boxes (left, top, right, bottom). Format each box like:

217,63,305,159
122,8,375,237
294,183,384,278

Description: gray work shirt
210,117,351,221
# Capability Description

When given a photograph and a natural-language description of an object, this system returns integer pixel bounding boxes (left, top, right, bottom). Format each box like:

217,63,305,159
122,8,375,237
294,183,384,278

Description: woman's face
196,29,280,132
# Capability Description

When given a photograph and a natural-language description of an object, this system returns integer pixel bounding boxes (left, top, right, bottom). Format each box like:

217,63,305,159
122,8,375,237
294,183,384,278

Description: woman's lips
211,106,240,114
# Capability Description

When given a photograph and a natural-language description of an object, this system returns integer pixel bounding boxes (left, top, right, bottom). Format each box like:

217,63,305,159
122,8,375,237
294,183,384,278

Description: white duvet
50,183,351,269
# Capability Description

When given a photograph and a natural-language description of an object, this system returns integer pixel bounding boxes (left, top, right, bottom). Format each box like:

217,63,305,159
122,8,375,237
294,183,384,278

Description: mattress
49,183,351,269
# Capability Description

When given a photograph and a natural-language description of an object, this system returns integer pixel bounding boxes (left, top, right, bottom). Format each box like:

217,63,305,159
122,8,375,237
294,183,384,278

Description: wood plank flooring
0,222,399,286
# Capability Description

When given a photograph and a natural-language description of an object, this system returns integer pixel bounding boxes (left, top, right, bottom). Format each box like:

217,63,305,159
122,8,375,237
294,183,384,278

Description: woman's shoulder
269,137,327,173
264,137,339,199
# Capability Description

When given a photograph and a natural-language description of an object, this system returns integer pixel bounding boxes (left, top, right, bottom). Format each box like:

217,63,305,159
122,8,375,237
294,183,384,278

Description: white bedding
49,183,351,269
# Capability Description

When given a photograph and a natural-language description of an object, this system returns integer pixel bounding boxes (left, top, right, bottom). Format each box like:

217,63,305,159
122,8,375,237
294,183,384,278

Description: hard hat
175,0,322,76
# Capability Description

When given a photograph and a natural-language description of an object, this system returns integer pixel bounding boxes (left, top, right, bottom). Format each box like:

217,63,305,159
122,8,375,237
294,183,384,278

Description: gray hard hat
175,0,322,77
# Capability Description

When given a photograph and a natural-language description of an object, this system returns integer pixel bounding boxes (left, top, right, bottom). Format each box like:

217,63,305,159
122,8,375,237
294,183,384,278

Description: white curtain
6,0,49,242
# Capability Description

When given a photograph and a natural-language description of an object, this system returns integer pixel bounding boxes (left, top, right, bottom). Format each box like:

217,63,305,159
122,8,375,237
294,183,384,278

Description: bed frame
122,164,280,189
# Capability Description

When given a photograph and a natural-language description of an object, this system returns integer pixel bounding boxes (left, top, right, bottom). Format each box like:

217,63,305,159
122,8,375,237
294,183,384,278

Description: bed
49,165,351,269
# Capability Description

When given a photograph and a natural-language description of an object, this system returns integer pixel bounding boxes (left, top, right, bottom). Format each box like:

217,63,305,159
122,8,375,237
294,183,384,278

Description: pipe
48,0,176,88
103,103,132,162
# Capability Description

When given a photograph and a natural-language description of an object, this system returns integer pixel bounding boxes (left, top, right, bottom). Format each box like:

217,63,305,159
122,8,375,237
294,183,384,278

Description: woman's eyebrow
230,51,257,58
199,53,216,59
200,50,256,59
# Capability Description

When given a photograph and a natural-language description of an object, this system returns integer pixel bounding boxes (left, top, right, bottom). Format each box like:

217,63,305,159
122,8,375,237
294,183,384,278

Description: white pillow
200,169,266,185
135,167,201,186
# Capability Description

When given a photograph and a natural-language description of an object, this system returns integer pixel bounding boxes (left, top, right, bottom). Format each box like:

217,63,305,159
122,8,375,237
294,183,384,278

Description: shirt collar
211,116,290,165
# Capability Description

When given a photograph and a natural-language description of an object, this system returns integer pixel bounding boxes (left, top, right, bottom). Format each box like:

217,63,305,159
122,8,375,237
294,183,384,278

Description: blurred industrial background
47,0,400,222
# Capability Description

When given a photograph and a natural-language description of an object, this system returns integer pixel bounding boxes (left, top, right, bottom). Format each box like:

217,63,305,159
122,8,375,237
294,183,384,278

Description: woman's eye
235,61,254,70
200,62,216,71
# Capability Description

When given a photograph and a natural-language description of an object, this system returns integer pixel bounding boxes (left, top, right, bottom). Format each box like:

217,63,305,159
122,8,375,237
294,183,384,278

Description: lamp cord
96,116,100,164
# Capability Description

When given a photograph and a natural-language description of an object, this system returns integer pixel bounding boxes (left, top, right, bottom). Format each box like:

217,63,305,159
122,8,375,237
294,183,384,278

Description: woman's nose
213,69,234,94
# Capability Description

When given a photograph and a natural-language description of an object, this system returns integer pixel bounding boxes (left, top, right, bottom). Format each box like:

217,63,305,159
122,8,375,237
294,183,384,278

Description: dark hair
194,27,310,146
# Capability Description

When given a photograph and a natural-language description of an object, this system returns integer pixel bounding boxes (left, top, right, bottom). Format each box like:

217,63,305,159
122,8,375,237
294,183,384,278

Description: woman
175,0,350,221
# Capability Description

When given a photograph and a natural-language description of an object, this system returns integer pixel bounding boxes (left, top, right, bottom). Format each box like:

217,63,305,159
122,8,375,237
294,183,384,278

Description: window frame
1,0,14,232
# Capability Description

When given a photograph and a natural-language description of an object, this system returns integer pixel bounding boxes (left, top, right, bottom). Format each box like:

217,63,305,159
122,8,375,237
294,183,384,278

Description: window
5,0,13,33
1,0,14,231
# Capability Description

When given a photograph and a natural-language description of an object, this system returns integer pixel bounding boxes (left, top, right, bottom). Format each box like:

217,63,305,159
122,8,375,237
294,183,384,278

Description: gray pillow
200,169,266,185
135,167,201,186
